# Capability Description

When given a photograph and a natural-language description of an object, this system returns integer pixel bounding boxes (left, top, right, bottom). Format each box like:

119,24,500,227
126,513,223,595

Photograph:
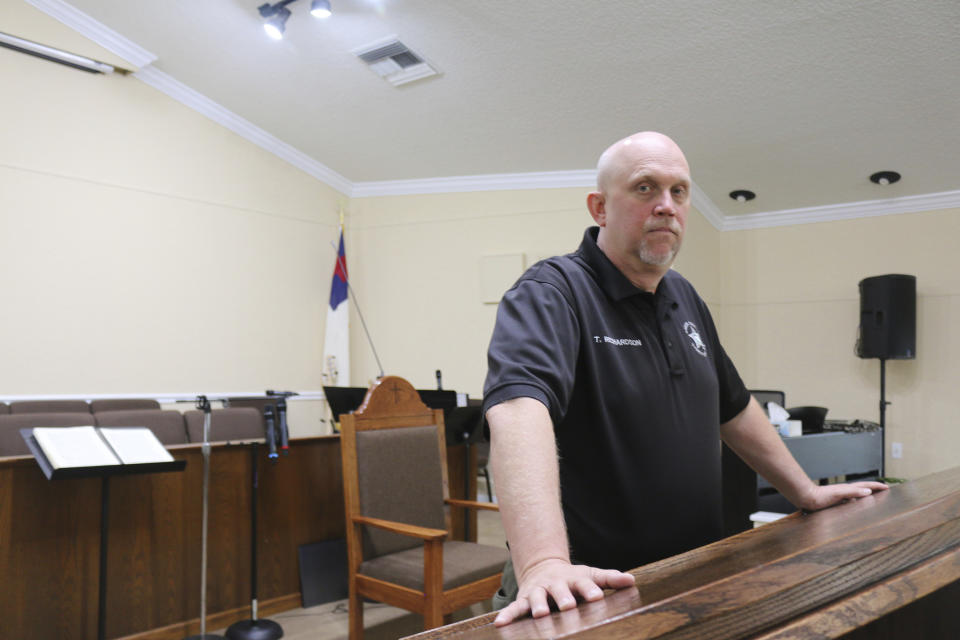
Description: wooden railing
404,466,960,639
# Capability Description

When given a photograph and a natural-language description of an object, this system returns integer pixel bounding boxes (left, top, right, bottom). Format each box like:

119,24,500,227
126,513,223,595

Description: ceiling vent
351,36,438,87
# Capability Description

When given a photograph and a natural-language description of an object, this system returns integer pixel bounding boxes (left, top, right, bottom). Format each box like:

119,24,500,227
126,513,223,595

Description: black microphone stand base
225,618,283,640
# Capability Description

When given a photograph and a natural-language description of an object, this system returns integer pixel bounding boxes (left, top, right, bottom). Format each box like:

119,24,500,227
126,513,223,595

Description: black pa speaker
857,274,916,360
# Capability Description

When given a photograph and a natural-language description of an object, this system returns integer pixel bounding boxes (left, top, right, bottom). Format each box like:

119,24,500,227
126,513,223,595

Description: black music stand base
225,619,283,640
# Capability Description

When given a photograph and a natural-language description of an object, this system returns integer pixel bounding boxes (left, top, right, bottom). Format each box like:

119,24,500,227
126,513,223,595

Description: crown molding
133,66,353,196
690,182,726,230
25,0,157,68
351,170,597,197
721,189,960,231
26,2,960,230
353,172,729,230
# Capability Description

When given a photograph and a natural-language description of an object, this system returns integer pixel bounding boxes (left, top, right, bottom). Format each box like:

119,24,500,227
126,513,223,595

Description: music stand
323,386,369,430
323,386,460,423
443,405,484,540
21,428,186,640
415,389,459,420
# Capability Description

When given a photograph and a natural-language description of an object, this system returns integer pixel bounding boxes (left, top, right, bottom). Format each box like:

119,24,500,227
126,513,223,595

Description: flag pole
330,239,384,379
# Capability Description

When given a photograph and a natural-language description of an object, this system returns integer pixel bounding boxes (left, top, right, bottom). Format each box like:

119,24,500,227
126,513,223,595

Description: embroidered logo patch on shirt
594,335,643,347
683,322,707,357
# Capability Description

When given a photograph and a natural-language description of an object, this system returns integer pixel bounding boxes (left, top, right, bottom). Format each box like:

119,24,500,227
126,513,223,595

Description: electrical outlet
891,442,903,459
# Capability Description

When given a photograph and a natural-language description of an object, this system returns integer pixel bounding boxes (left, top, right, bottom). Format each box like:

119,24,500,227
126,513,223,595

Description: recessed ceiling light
870,171,901,186
729,190,756,203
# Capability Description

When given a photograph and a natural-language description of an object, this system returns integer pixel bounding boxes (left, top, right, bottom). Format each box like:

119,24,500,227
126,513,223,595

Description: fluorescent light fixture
310,0,332,18
0,31,115,74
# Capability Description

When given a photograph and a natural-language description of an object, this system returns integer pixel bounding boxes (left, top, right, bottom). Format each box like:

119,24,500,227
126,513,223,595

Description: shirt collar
576,226,678,306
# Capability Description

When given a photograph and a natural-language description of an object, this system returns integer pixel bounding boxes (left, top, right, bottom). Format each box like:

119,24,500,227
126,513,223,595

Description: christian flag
322,227,349,386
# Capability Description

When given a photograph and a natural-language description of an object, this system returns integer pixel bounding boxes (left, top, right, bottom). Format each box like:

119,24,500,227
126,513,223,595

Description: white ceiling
17,0,960,226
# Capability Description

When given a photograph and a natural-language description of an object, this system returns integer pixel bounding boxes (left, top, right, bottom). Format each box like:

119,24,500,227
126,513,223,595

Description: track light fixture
262,5,291,40
310,0,332,18
257,0,331,40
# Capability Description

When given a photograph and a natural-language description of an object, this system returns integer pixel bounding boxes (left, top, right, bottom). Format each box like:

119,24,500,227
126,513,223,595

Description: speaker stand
878,358,890,478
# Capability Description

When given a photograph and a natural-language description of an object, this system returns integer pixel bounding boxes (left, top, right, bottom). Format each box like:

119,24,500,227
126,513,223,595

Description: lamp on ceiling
310,0,332,18
870,171,901,186
262,5,291,40
729,189,756,203
257,0,331,40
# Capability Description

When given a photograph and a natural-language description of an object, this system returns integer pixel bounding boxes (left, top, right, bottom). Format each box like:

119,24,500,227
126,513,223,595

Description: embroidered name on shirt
594,336,643,347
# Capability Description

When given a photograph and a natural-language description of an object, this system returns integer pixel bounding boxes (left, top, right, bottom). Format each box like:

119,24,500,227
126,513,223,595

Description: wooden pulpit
403,466,960,639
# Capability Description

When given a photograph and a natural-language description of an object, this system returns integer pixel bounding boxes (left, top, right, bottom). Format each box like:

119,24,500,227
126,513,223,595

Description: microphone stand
267,390,294,456
224,439,283,640
186,395,225,640
225,391,296,640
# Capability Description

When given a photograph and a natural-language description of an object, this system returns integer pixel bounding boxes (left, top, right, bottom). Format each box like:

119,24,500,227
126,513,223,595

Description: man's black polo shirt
483,226,750,571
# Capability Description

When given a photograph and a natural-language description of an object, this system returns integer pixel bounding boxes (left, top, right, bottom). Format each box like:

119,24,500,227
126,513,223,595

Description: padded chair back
90,399,161,412
184,407,264,443
10,400,91,414
223,397,276,417
0,404,8,415
356,425,447,558
0,412,96,456
341,376,451,561
95,410,188,445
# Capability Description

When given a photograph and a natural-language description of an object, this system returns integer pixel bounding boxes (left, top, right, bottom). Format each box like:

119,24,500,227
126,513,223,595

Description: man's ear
587,191,606,226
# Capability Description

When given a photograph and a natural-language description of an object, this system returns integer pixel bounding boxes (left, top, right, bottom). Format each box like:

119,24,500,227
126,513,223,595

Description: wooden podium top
405,466,960,639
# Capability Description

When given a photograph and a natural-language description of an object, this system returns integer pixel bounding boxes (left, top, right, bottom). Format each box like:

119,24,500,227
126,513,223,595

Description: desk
757,429,883,513
0,436,475,639
404,466,960,639
721,429,885,533
759,430,883,489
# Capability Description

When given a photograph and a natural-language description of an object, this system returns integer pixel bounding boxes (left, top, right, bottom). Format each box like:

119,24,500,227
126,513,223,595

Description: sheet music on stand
22,426,185,480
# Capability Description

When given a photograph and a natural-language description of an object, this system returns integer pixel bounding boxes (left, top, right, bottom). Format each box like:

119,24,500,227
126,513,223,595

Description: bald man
482,132,887,626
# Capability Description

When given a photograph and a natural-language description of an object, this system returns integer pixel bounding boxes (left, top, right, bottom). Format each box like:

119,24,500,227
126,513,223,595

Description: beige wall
1,7,343,434
4,5,955,473
717,209,960,479
348,190,957,480
346,190,723,397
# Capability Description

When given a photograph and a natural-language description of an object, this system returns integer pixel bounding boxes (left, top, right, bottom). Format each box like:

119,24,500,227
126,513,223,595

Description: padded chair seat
359,541,508,591
184,407,264,443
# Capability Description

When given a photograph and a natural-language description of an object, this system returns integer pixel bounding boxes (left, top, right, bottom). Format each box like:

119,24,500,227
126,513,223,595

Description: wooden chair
339,376,508,639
